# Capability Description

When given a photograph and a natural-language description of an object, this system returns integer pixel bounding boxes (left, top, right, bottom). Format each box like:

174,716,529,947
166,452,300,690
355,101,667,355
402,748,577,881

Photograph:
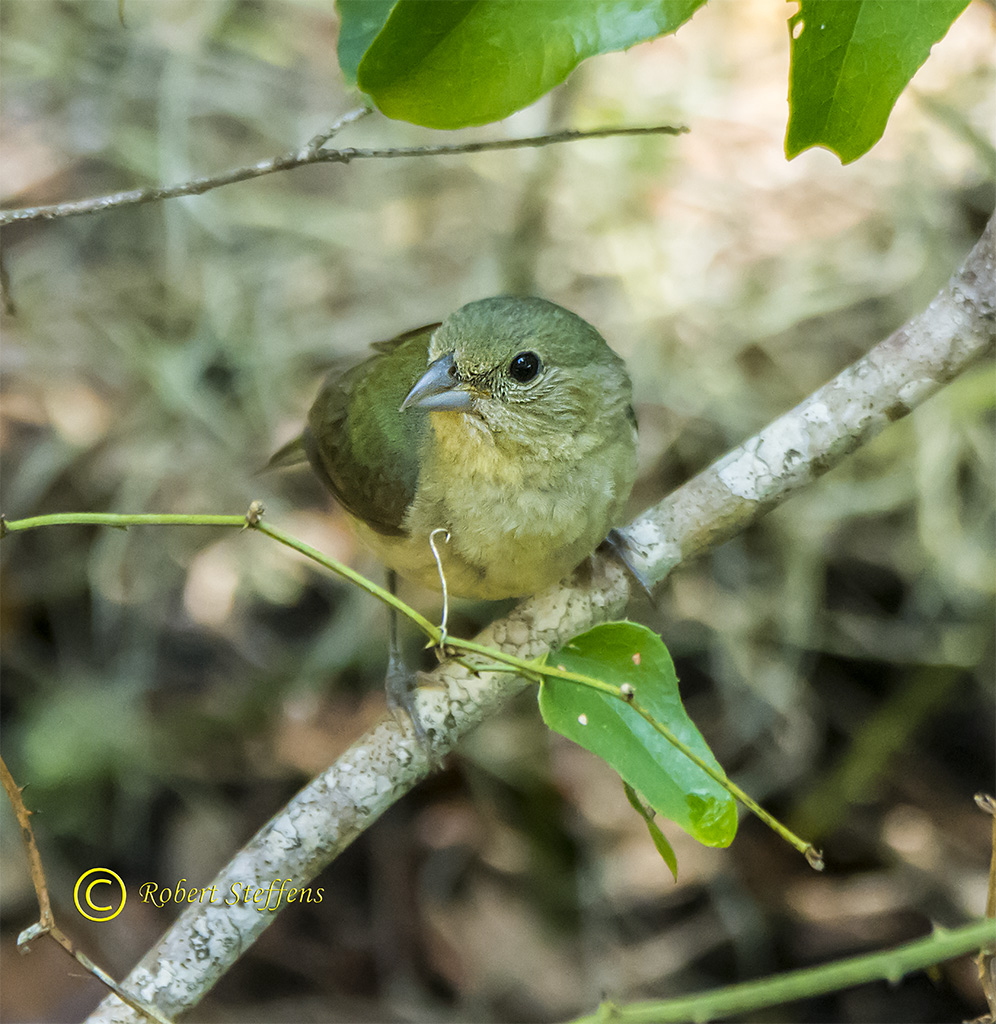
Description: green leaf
352,0,706,129
786,0,969,164
623,781,679,881
539,623,737,848
336,0,396,84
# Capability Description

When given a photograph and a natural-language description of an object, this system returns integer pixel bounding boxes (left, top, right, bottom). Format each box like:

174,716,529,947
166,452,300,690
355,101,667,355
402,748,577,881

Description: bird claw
604,528,656,605
385,655,434,751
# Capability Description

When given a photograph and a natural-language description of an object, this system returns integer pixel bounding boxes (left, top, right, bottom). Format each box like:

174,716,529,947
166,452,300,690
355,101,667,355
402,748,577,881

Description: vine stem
1,507,815,859
1,512,245,533
1,509,442,637
443,635,818,860
574,919,996,1024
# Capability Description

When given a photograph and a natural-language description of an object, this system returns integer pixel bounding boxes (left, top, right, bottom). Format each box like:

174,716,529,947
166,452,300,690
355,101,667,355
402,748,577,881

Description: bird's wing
303,325,439,536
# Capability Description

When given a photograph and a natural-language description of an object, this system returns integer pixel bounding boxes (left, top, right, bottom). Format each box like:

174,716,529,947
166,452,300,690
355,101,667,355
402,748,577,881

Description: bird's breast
386,409,631,599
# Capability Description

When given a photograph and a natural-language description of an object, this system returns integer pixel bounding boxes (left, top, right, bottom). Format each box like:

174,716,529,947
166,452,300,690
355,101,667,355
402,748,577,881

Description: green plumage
303,325,437,536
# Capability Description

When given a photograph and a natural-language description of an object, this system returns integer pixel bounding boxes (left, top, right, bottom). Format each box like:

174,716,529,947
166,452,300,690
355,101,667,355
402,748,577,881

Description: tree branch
620,212,996,590
88,214,994,1022
0,118,686,227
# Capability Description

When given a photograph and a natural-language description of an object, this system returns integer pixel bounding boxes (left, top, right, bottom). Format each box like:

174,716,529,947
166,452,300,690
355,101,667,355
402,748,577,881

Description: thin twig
0,757,172,1024
301,106,373,155
0,122,686,227
976,792,996,1017
0,756,53,927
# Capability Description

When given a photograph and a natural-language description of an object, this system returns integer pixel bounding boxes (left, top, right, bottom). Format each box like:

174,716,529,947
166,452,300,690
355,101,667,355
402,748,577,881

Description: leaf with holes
540,622,737,848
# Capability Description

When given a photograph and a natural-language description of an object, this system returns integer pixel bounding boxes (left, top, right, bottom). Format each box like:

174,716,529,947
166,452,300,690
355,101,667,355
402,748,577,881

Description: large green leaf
539,623,737,848
342,0,705,129
786,0,969,164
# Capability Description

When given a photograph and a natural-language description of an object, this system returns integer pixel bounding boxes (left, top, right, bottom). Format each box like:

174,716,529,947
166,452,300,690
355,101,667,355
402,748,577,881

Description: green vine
2,506,818,863
577,918,996,1023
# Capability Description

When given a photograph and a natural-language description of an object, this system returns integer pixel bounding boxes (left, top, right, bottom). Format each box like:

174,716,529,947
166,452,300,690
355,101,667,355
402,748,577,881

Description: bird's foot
385,651,435,753
604,528,656,605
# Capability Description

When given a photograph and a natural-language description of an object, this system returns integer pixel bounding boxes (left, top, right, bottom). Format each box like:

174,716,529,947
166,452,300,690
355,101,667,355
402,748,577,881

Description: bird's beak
400,353,475,412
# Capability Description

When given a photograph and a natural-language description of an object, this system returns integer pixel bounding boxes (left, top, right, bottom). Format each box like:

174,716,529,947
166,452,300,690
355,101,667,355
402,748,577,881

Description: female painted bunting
274,295,638,722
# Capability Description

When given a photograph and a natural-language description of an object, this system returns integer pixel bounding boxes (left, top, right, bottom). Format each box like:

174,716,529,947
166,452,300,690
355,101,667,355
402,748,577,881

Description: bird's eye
508,351,541,383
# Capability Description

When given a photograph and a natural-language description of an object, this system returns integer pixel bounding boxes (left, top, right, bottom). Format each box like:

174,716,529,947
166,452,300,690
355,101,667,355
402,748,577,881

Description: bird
273,295,638,726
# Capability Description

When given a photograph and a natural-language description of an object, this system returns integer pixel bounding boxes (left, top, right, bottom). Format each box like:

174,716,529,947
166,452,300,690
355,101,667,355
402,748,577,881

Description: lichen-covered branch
89,213,995,1022
620,211,996,588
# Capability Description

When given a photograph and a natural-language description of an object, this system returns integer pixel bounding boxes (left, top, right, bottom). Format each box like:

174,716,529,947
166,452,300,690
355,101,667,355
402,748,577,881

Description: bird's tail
259,434,308,475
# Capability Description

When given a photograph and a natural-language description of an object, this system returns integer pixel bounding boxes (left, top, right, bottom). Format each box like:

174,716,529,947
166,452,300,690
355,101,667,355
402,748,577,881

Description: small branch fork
0,756,172,1024
0,113,686,227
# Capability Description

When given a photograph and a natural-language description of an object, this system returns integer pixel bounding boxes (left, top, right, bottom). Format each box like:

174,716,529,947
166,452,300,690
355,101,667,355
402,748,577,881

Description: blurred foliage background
1,1,994,1021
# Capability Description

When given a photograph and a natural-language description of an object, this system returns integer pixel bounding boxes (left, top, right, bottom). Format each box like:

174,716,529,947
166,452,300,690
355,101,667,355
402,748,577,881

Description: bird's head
400,296,632,452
